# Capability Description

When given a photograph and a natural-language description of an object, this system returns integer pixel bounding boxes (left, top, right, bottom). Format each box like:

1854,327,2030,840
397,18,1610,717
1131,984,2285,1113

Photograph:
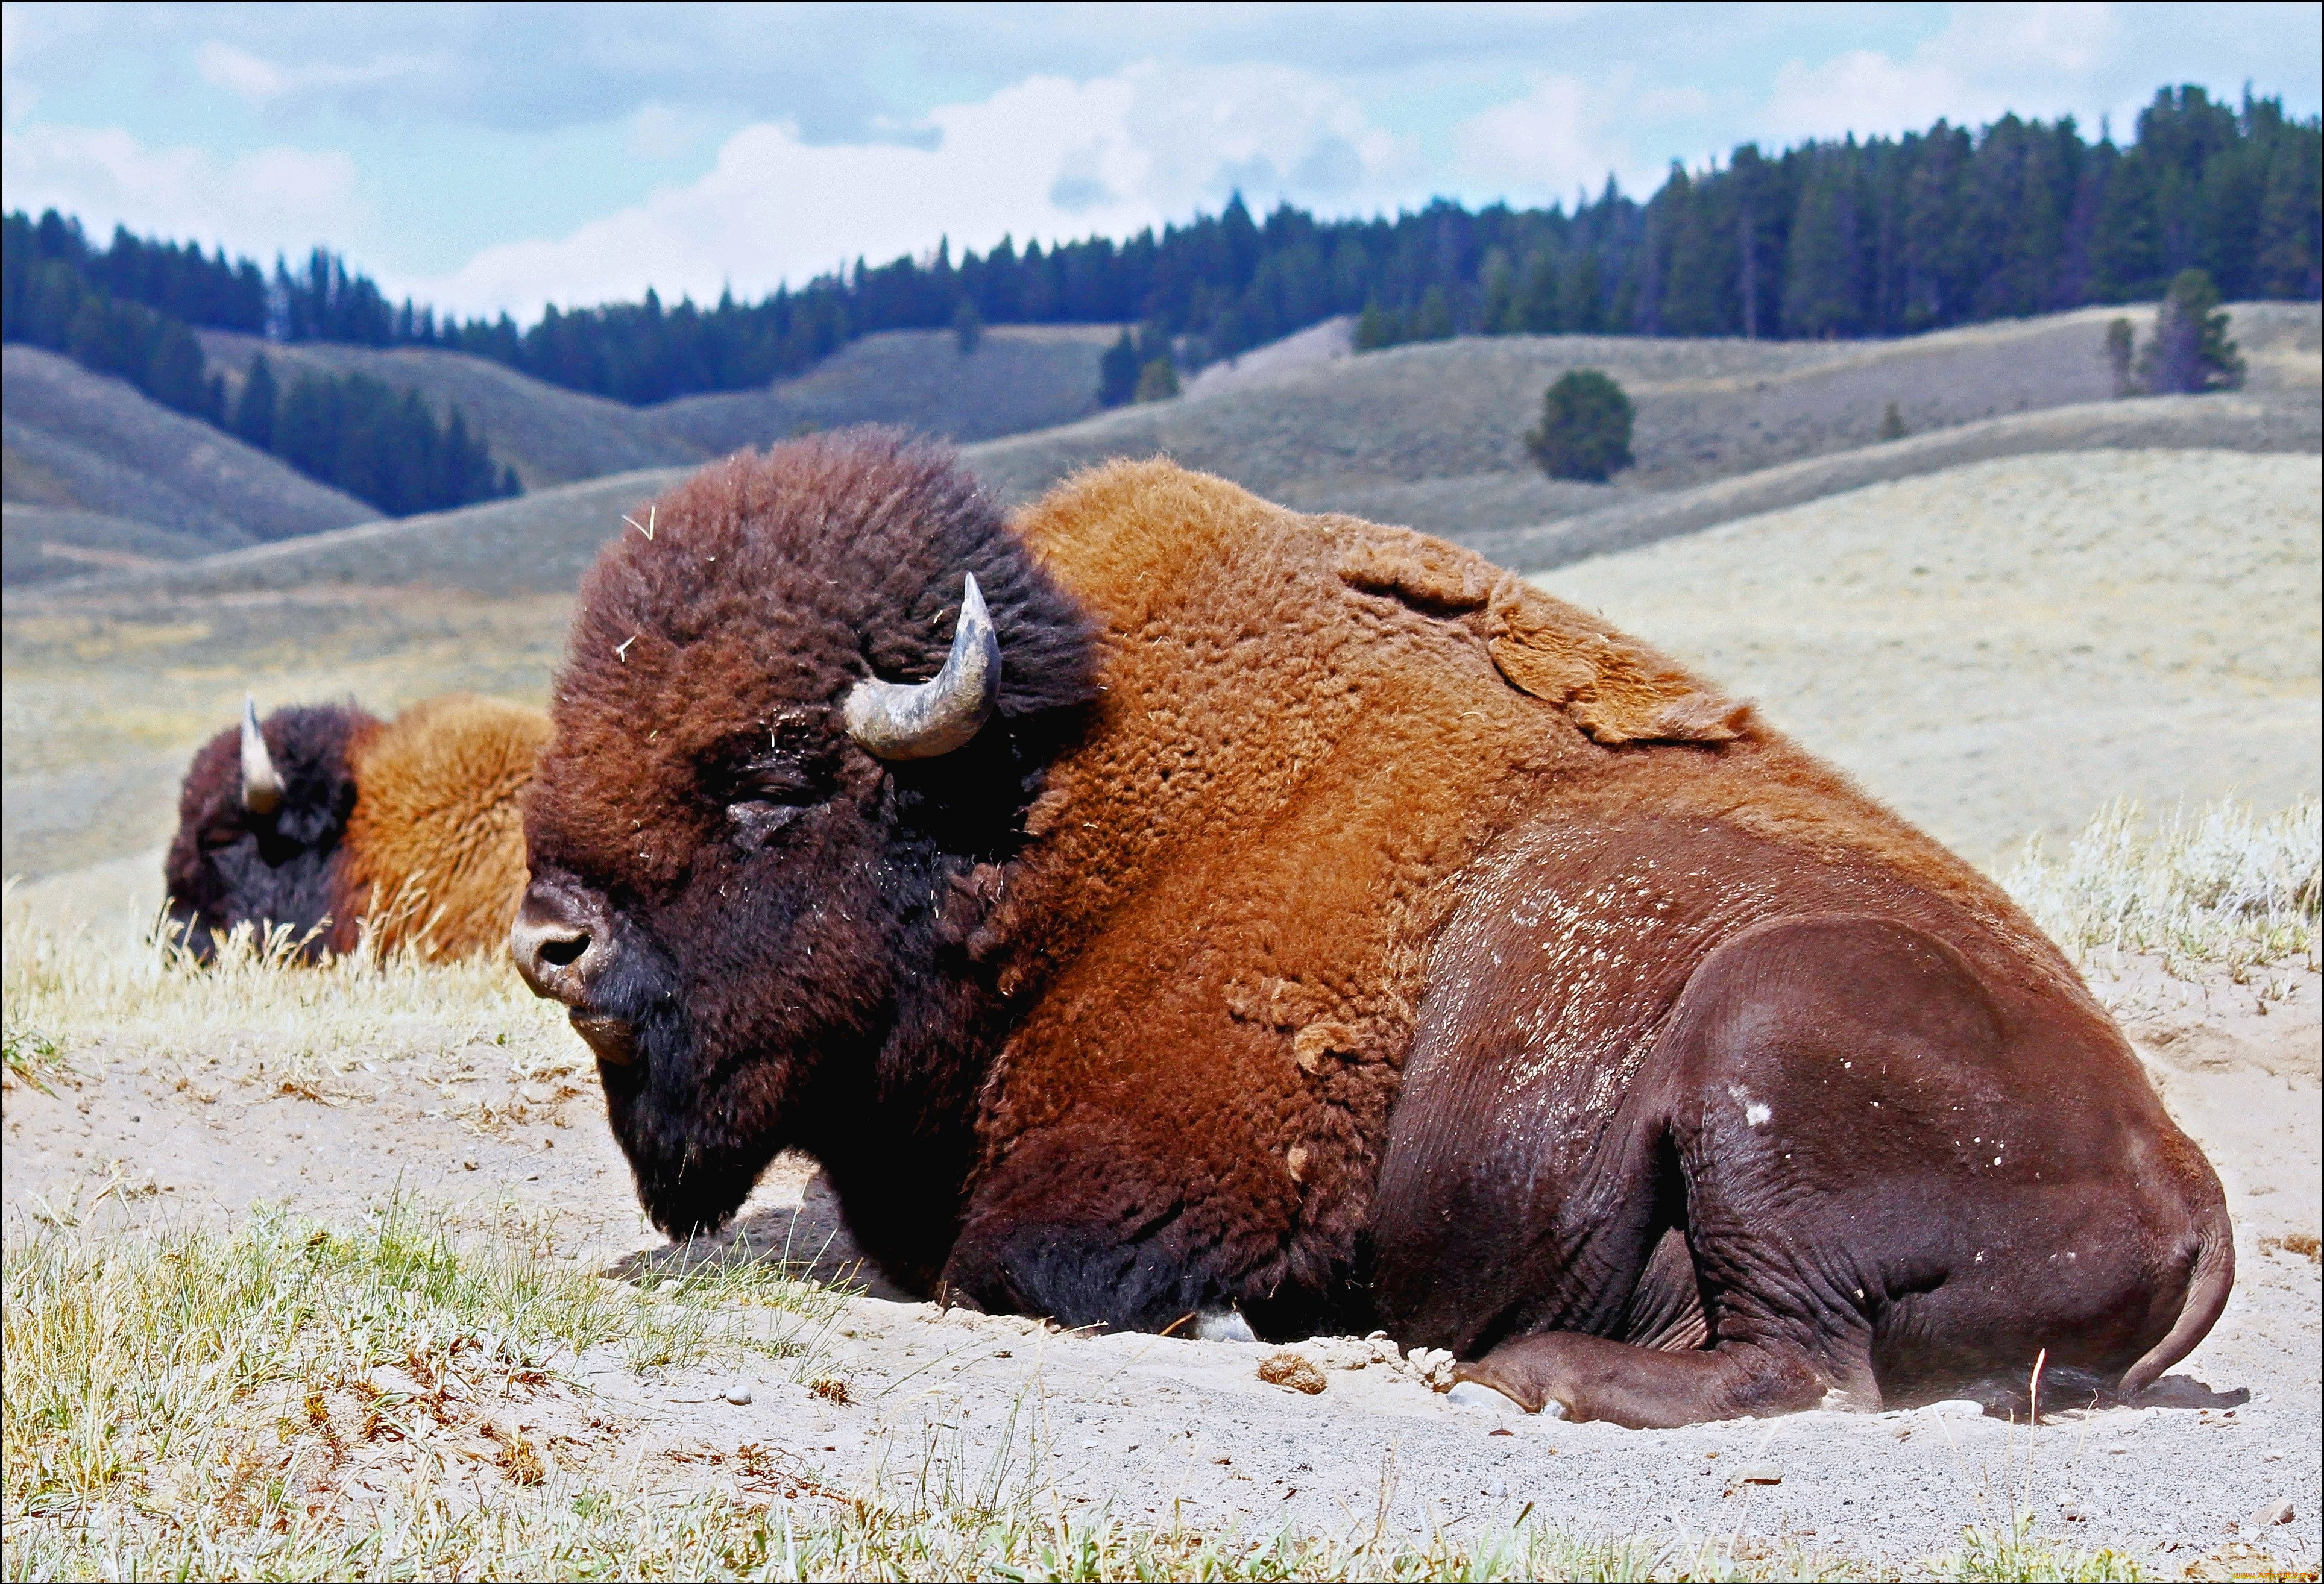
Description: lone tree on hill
2105,317,2136,397
1527,369,1634,482
1133,354,1179,403
1097,329,1139,407
952,297,983,356
2138,269,2245,394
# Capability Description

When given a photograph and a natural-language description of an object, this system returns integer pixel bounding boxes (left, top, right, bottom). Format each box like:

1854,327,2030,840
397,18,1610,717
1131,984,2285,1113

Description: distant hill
2,503,224,586
60,466,696,599
966,303,2323,538
2,345,378,543
18,302,2317,605
652,324,1119,454
1,321,1118,567
196,323,1121,491
197,331,697,490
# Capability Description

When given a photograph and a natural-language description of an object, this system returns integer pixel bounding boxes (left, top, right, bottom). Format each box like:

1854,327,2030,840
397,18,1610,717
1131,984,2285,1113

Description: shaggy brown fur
956,460,2070,1324
346,694,549,957
166,693,545,961
514,434,2229,1424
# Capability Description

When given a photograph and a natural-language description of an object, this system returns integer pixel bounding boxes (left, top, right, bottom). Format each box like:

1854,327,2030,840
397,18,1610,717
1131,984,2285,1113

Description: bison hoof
1195,1308,1258,1344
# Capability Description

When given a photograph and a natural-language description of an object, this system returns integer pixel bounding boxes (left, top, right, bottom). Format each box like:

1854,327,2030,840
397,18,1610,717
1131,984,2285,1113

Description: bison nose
510,881,609,1007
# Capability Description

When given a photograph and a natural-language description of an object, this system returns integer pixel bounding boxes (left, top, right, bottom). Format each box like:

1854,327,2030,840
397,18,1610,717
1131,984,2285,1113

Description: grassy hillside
8,446,2316,888
196,323,1122,491
1540,448,2321,860
198,332,702,489
966,303,2323,542
2,345,378,542
2,504,225,586
26,303,2319,605
61,466,694,600
651,324,1119,453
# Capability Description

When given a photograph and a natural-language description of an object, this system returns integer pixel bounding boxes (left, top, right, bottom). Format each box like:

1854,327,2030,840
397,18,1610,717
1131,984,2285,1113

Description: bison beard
516,429,2233,1426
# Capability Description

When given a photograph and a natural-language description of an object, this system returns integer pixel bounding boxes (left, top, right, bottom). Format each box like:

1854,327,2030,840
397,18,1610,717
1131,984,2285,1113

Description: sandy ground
4,856,2317,1570
1542,448,2322,861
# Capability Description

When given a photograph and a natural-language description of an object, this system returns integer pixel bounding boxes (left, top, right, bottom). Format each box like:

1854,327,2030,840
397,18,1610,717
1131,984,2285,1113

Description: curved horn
843,574,1001,760
239,694,283,814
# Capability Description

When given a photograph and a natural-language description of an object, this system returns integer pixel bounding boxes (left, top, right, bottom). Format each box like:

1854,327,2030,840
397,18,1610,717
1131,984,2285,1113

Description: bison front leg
1453,1333,1841,1427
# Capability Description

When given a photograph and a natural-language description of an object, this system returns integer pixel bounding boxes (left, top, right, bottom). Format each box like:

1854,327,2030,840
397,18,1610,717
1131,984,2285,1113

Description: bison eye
200,827,245,852
722,762,825,847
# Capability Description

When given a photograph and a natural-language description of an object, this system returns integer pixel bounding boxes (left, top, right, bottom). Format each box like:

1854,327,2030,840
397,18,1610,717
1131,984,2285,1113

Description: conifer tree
2138,268,2244,392
1097,329,1140,407
1513,250,1563,334
2105,317,2136,397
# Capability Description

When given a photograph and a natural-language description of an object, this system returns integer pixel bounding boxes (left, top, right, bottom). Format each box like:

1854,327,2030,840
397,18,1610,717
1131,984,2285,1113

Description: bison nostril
540,933,590,968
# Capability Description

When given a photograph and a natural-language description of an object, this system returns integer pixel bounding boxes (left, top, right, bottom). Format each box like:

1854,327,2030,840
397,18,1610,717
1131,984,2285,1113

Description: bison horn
239,694,283,814
842,573,1001,760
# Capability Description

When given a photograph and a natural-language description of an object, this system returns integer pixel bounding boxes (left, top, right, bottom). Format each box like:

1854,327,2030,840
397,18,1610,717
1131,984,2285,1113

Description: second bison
168,693,544,960
512,433,2229,1427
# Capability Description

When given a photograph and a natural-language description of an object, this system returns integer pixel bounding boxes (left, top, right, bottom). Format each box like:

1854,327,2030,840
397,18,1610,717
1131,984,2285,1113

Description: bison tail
2118,1197,2235,1398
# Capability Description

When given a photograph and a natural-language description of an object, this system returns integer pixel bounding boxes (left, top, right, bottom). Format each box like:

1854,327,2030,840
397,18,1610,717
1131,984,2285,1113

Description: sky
3,2,2318,321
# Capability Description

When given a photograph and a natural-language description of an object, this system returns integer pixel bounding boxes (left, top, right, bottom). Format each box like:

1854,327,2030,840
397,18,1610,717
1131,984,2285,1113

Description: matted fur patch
1487,584,1752,747
1338,538,1496,612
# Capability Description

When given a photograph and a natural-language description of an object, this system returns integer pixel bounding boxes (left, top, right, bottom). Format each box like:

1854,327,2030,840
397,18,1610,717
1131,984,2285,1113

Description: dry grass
1998,797,2321,976
0,1198,2156,1581
1,881,579,1099
0,1201,852,1581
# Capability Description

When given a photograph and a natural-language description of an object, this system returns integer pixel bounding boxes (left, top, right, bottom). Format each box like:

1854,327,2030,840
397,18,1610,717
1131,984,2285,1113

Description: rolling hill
195,323,1123,491
649,324,1122,454
2,503,227,586
965,303,2324,539
42,301,2316,605
1,345,379,544
196,331,701,489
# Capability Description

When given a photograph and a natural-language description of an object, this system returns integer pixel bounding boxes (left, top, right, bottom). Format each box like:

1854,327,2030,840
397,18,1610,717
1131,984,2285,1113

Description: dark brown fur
515,432,2230,1425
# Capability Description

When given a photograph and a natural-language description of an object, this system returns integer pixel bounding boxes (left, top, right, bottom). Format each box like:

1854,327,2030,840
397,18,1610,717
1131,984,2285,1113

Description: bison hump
1487,584,1753,748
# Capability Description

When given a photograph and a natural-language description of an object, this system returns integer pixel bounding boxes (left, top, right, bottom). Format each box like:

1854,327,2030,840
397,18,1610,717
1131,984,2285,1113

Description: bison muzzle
513,430,2232,1428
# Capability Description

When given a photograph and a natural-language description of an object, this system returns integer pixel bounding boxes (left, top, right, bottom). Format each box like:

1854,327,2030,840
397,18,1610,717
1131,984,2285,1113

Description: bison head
512,432,1093,1253
164,699,378,961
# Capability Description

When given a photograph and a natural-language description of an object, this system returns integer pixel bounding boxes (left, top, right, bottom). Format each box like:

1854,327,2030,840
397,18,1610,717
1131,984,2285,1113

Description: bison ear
240,694,284,814
842,574,1002,760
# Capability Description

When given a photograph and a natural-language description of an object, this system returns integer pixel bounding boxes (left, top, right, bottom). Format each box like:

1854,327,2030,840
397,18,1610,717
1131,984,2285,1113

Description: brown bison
167,693,546,961
511,432,2230,1427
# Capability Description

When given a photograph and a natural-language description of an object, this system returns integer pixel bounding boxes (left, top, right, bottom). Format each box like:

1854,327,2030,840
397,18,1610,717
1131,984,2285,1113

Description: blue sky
4,2,2317,320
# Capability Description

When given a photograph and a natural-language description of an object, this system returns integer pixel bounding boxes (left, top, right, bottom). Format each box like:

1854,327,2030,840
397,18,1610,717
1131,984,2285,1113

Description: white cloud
408,62,1412,318
194,39,442,111
1451,74,1642,202
1762,2,2124,143
0,122,366,254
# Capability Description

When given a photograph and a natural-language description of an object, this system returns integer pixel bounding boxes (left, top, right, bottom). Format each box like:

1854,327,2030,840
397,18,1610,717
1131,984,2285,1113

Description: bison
511,432,2230,1427
166,693,546,961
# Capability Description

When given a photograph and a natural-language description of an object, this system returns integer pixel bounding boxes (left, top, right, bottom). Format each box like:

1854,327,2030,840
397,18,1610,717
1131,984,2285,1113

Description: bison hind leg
1620,1224,1708,1351
1453,1333,1842,1428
